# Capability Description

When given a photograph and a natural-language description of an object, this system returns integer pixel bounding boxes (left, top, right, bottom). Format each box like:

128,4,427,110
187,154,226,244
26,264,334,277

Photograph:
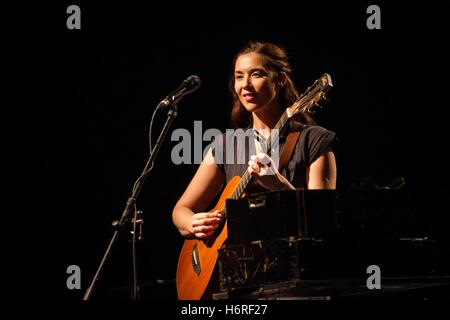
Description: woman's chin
243,103,260,113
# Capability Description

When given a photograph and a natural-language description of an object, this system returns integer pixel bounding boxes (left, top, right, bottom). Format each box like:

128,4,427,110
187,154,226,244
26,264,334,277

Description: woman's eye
252,72,261,77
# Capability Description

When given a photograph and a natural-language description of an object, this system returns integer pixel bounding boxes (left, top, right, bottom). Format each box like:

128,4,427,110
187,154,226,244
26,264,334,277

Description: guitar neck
230,170,251,200
229,108,291,200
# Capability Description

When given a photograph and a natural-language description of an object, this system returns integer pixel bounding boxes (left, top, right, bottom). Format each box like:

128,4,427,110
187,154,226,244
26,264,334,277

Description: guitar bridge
191,243,201,276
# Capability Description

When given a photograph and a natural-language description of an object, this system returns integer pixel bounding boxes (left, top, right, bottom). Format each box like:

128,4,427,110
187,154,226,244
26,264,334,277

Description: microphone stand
83,102,179,300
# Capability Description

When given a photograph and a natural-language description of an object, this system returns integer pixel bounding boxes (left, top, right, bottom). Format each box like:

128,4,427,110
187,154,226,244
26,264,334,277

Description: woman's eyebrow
234,68,265,74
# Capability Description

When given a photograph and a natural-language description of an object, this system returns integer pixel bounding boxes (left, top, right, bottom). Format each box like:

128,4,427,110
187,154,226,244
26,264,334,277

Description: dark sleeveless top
209,120,338,190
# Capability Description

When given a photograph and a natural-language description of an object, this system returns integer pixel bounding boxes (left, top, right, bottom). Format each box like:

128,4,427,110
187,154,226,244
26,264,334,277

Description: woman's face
234,52,280,114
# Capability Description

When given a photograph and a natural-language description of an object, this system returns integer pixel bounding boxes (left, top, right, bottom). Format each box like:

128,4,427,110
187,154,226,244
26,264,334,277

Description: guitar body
176,176,241,300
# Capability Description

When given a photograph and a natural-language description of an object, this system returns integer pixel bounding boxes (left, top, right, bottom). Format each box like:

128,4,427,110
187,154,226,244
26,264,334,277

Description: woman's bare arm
172,148,226,237
307,148,337,189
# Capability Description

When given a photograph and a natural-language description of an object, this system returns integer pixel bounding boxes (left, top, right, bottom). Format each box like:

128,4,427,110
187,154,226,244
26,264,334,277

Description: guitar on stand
176,73,334,300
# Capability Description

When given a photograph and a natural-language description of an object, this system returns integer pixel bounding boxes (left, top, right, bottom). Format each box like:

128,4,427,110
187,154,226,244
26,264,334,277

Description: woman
172,41,337,239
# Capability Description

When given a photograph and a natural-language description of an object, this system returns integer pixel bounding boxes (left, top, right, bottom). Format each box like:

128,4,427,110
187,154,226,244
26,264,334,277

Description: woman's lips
243,94,256,102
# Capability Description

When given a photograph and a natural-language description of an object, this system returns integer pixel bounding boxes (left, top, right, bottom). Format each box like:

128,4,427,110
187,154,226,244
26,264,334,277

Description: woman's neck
252,104,284,137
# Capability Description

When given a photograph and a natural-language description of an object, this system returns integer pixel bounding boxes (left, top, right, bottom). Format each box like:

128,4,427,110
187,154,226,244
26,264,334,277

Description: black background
6,1,450,300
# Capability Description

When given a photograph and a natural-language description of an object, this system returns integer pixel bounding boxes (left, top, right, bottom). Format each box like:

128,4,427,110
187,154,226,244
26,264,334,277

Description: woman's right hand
190,210,222,239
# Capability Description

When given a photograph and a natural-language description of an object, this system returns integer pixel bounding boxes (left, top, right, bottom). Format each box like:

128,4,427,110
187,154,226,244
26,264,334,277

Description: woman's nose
242,76,252,89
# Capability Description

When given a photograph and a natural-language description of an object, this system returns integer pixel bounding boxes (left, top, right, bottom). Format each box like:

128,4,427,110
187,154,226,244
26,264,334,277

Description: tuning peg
314,102,323,109
320,92,329,102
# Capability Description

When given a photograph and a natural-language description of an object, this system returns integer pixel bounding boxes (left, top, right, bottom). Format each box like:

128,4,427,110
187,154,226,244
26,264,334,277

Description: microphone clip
157,75,201,109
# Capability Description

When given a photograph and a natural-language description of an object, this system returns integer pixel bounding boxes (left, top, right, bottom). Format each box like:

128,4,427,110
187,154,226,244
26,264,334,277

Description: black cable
132,104,163,194
131,203,140,300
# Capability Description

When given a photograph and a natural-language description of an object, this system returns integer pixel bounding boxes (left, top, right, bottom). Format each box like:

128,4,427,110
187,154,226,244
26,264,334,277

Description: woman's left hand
247,152,295,191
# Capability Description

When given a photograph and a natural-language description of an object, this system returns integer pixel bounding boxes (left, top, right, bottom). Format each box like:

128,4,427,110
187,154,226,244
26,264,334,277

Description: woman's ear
278,72,287,87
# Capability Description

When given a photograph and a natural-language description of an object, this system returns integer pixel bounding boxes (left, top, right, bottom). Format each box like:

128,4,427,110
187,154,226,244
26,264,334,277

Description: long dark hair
229,41,314,128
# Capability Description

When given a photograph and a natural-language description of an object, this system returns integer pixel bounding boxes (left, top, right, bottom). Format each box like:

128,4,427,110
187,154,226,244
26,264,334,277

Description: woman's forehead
235,52,266,71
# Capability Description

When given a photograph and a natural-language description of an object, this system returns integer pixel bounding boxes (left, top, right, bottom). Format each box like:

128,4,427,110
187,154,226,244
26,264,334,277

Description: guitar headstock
287,73,333,118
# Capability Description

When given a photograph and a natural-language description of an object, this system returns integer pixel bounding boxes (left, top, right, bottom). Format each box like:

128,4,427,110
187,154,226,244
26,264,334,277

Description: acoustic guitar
176,73,333,299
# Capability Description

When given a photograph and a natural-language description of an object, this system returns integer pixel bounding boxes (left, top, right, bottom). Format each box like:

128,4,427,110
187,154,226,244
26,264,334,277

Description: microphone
158,75,201,108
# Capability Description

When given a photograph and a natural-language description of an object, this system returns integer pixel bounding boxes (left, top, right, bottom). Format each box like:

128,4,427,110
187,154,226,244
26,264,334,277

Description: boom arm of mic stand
83,103,178,300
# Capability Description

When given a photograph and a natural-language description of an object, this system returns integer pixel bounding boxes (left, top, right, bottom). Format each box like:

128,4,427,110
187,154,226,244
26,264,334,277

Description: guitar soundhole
192,243,201,276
